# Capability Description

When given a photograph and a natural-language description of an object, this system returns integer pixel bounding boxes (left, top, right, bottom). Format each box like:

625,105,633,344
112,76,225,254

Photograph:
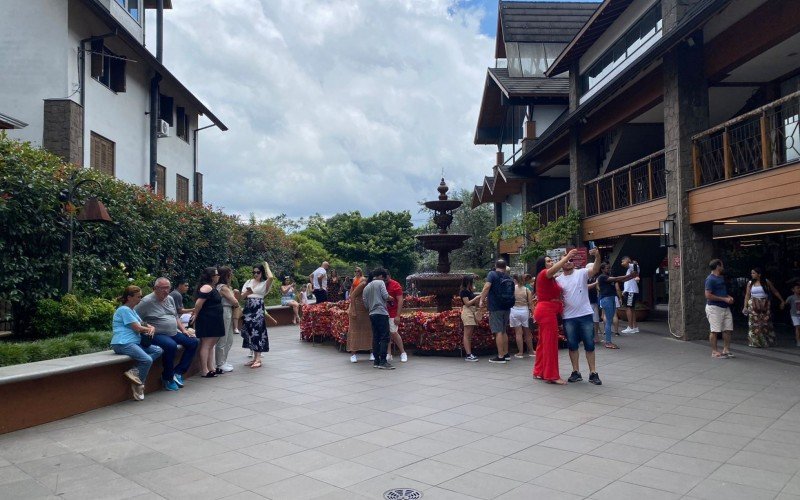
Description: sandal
202,371,216,378
514,354,525,359
711,351,725,358
244,360,254,366
250,360,262,369
604,342,619,349
723,352,735,358
545,379,567,385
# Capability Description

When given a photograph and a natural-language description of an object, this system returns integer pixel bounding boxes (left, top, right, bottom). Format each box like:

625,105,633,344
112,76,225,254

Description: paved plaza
1,324,800,500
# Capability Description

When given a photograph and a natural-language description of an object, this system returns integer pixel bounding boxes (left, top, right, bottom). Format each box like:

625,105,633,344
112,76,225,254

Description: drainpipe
192,124,216,202
78,31,115,165
149,73,161,189
150,0,164,191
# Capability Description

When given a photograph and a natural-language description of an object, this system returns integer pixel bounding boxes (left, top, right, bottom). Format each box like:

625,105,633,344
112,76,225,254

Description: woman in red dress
532,248,576,384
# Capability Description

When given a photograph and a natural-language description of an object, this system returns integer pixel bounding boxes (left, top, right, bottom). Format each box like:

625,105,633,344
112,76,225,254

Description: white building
0,0,226,202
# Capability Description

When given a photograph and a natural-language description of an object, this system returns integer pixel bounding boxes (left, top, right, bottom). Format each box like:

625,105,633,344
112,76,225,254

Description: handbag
140,332,153,348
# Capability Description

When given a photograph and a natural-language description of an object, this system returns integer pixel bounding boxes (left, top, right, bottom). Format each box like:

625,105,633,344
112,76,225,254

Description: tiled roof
488,67,569,98
499,1,599,44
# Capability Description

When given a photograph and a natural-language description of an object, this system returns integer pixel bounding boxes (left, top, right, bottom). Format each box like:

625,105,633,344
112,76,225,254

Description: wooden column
611,176,617,210
692,143,702,187
647,161,654,200
760,112,771,170
595,182,601,214
627,168,634,205
723,128,733,179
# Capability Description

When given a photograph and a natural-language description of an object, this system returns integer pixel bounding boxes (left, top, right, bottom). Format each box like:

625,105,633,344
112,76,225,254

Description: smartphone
588,240,596,250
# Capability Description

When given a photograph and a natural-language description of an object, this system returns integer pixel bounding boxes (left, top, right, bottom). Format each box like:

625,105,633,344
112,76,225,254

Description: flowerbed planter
300,296,567,353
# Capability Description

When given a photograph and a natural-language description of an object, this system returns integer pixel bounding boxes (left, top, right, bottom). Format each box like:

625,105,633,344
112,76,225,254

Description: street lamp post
59,175,112,293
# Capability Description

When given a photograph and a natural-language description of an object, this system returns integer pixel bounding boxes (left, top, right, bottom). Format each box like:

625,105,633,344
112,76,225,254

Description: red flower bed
300,299,567,351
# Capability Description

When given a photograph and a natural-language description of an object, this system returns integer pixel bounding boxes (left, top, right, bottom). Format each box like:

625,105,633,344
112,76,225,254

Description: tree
490,208,582,263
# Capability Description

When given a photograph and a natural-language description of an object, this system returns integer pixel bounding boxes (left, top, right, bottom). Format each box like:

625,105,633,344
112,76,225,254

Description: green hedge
0,135,295,336
0,330,113,367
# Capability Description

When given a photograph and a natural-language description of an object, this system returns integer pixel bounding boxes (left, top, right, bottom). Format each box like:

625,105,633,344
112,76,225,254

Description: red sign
673,255,681,268
567,247,589,268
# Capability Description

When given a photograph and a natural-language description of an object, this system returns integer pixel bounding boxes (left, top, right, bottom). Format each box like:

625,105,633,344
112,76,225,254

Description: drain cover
383,488,423,500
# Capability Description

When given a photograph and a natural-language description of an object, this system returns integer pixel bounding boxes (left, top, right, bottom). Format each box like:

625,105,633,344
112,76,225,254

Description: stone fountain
407,178,471,312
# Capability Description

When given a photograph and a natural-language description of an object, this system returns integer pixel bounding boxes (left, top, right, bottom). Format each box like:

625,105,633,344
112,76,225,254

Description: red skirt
533,301,562,381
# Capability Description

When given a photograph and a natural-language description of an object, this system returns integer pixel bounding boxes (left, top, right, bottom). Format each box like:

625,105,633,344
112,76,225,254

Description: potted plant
616,302,650,322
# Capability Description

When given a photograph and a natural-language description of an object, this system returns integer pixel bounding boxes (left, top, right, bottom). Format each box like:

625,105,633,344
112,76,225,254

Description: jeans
369,314,390,366
563,314,595,352
599,296,617,343
152,332,199,381
112,343,163,382
216,306,234,366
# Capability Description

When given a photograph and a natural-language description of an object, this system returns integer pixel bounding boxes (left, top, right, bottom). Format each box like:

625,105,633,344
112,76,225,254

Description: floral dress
241,279,269,352
747,283,775,347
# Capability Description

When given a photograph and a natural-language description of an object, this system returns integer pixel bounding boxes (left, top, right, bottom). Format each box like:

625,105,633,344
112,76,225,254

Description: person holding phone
240,262,274,368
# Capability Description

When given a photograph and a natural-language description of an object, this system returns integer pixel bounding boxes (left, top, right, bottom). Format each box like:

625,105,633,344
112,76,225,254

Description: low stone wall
0,347,200,435
265,305,297,326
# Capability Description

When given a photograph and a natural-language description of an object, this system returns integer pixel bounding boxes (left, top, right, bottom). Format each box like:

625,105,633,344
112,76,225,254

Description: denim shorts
563,314,595,352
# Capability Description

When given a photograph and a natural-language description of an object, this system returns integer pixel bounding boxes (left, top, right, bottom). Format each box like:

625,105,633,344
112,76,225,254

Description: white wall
0,0,70,146
155,79,200,199
68,1,151,186
532,105,566,137
579,0,660,73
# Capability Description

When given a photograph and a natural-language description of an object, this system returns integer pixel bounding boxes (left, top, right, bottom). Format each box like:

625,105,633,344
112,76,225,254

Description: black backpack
492,271,516,309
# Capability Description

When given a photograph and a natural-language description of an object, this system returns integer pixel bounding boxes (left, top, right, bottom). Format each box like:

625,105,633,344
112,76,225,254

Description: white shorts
389,318,398,333
590,303,600,323
792,316,800,327
705,305,733,333
509,306,530,328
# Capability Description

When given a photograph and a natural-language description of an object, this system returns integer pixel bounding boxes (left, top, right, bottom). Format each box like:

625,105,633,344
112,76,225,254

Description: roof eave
546,0,616,77
0,112,28,129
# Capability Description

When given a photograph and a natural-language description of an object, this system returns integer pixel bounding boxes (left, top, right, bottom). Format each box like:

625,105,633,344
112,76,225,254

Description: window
176,174,189,203
159,94,174,126
194,172,203,203
580,2,662,97
91,40,126,92
176,107,190,142
90,132,115,176
115,0,140,23
156,165,166,197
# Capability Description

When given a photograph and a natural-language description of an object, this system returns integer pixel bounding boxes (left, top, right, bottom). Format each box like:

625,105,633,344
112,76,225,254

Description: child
786,282,800,347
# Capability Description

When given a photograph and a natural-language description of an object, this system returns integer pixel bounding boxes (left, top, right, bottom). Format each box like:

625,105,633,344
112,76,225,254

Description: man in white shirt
620,256,640,334
310,261,330,303
556,248,602,385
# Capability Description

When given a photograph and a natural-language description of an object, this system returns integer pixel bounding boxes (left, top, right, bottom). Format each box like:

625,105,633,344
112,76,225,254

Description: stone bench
265,305,298,326
0,346,199,435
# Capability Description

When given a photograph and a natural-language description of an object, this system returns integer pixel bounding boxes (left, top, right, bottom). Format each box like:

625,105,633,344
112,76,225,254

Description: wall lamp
659,218,676,248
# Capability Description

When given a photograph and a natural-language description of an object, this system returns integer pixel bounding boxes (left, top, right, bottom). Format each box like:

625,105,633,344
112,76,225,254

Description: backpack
492,271,516,309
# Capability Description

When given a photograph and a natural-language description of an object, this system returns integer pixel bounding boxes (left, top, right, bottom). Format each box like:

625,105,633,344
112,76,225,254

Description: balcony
692,90,800,187
584,150,666,217
531,192,570,226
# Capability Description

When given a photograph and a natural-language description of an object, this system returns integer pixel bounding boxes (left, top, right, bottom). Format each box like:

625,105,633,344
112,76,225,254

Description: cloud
149,0,496,220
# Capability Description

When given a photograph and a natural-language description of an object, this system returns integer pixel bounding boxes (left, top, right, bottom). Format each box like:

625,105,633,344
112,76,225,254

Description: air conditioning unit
157,119,170,138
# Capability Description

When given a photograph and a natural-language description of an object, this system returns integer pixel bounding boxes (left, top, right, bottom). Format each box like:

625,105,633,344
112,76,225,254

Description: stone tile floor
1,323,800,499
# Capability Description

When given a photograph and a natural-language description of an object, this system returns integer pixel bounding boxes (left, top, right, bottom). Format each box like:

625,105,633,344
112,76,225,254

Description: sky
145,0,591,222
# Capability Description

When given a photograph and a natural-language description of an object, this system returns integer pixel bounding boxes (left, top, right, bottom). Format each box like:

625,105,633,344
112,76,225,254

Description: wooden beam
704,0,800,82
647,161,654,200
596,182,601,215
692,143,702,187
723,129,733,180
760,112,771,170
627,169,633,206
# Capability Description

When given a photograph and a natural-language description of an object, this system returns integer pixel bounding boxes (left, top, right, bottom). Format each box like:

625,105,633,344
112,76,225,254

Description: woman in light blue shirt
112,286,163,401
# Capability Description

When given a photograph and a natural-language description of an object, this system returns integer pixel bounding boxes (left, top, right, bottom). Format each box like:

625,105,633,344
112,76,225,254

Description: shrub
0,330,112,367
0,136,295,336
32,294,115,337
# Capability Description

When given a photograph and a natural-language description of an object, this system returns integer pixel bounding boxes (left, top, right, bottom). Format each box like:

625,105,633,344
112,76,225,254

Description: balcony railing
584,150,666,217
531,192,570,225
692,90,800,187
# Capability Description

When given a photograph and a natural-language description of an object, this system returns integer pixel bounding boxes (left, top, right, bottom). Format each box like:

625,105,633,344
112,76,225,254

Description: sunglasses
252,270,262,275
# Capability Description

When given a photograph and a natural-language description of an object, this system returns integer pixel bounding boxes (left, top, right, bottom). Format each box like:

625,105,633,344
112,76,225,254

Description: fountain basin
407,272,469,312
416,234,470,252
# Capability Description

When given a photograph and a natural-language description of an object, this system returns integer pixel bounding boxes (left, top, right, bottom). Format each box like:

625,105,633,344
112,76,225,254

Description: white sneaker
350,354,358,363
400,352,408,362
132,384,144,401
620,327,634,334
632,327,640,333
369,353,375,361
221,363,234,372
124,368,142,386
386,354,393,362
248,350,254,358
